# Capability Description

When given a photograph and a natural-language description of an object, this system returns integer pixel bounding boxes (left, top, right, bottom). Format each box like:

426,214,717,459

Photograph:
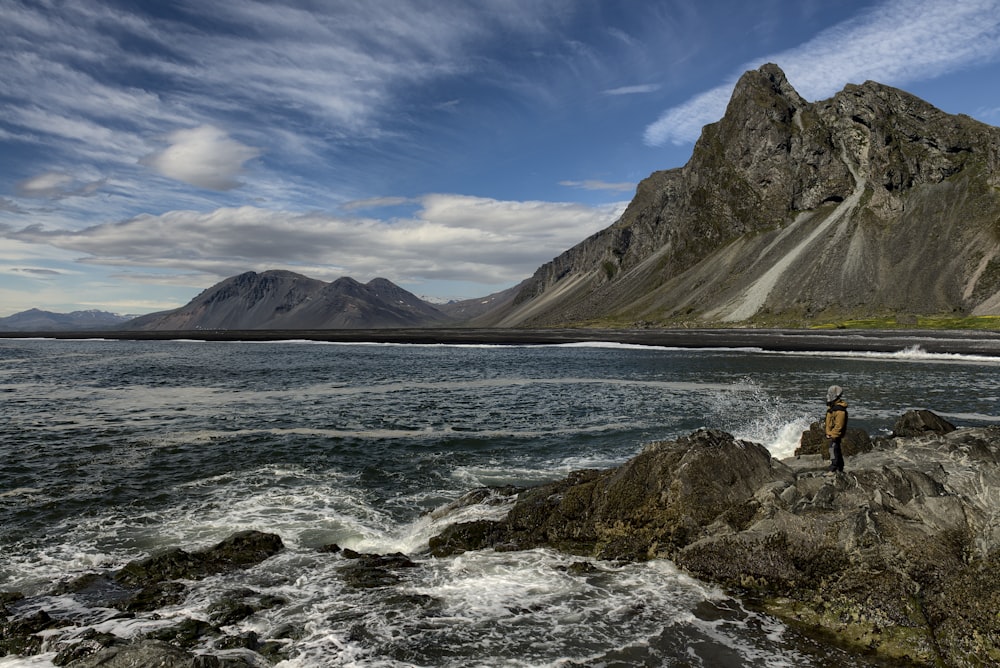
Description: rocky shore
2,411,998,666
431,410,1000,667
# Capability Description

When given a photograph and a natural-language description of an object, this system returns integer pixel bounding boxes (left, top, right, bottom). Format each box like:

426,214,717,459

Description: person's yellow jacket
825,399,848,438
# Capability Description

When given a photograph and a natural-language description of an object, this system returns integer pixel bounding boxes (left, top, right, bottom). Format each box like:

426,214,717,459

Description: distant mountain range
5,63,999,333
0,274,520,332
0,308,135,331
123,272,522,331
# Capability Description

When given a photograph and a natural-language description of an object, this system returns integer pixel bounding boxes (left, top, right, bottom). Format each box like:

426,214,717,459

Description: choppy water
1,338,999,667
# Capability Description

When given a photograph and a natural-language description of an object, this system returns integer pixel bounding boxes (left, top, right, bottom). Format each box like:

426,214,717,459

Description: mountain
483,63,1000,327
435,281,526,323
126,271,455,330
0,308,134,331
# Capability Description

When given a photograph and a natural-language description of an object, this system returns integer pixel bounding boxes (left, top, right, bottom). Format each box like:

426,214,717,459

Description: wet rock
62,640,186,667
337,551,419,589
892,409,957,437
794,421,872,458
147,618,219,649
427,518,514,557
207,590,286,628
432,429,791,560
58,530,284,614
117,531,284,590
60,638,266,667
429,420,1000,667
52,630,123,666
0,609,69,657
1,532,285,665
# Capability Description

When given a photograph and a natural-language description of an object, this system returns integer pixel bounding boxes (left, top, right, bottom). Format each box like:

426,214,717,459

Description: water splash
715,376,812,459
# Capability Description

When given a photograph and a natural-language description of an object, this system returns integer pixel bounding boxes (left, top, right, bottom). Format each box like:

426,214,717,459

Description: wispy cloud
0,1,572,209
603,84,660,96
341,196,415,212
12,267,63,277
644,0,1000,145
560,180,635,193
0,198,27,213
8,196,625,287
16,172,105,199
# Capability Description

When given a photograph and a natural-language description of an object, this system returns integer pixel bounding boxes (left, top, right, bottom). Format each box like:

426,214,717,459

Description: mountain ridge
479,63,1000,328
0,308,135,331
125,271,457,330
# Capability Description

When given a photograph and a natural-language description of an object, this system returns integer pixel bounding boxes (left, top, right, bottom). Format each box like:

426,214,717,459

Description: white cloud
144,126,260,191
16,172,105,199
341,196,415,211
603,84,660,96
644,0,1000,145
7,196,625,287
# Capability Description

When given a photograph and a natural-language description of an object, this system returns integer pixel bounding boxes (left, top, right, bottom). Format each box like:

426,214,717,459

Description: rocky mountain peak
486,63,1000,327
126,272,453,330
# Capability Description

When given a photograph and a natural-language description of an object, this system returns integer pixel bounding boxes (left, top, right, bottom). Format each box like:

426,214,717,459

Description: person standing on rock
825,385,848,474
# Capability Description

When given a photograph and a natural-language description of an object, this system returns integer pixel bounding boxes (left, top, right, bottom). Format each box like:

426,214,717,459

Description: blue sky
2,0,999,316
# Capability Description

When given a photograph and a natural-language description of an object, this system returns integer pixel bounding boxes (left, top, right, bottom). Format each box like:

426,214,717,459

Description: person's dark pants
828,437,844,472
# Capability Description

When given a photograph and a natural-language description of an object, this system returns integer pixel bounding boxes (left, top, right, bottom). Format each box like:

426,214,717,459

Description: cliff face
126,271,453,330
489,64,1000,327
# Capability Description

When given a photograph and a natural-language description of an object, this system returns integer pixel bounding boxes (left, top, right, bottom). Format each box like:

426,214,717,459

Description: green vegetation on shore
810,315,1000,330
581,313,1000,331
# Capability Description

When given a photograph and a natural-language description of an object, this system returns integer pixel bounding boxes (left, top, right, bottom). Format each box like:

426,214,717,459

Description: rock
892,409,957,437
117,530,284,589
431,429,792,560
207,590,285,628
0,609,69,657
794,421,872,458
62,639,193,667
1,532,285,666
52,630,122,666
428,421,1000,666
60,638,266,667
147,618,219,649
336,551,419,589
58,530,284,613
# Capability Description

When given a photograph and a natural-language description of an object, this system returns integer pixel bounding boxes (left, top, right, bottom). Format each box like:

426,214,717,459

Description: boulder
336,550,419,589
431,429,793,561
892,409,957,437
794,421,872,458
58,530,284,613
63,640,194,668
116,530,284,590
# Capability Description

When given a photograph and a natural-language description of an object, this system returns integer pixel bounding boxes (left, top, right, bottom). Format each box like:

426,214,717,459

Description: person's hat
827,385,843,402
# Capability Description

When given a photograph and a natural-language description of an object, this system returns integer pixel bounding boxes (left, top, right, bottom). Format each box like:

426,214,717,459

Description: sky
2,0,1000,317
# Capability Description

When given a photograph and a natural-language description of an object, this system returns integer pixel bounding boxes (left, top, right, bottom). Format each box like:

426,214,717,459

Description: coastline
3,327,1000,356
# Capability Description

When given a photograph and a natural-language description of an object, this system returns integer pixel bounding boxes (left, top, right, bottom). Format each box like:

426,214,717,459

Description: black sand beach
4,327,1000,356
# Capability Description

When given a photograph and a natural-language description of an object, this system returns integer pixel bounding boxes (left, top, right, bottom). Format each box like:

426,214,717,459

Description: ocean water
1,337,998,667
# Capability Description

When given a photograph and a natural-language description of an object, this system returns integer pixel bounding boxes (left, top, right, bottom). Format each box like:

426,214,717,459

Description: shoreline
3,327,1000,356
